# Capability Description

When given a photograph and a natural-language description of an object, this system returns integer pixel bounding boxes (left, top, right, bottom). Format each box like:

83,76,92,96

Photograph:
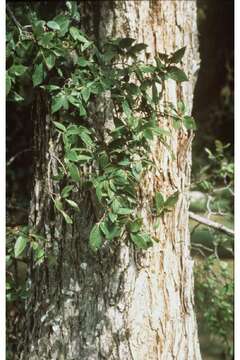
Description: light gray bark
21,1,201,359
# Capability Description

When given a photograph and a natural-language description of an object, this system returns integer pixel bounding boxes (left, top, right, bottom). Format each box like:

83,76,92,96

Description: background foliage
191,1,234,359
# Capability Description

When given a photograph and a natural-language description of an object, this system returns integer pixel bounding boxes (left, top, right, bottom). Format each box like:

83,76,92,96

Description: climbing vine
6,2,196,253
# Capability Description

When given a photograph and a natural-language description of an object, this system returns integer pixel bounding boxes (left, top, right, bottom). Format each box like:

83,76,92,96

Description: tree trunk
21,1,201,359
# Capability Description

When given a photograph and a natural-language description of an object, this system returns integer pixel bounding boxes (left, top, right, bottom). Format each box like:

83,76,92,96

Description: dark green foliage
154,191,179,215
191,142,234,359
6,2,192,253
195,256,233,358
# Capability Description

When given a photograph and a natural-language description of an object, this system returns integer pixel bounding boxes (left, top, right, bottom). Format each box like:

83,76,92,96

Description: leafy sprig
6,2,195,251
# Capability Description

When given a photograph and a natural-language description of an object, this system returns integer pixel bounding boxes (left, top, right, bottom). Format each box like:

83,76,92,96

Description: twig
50,153,67,175
7,149,32,167
192,242,214,253
189,211,234,237
6,4,22,33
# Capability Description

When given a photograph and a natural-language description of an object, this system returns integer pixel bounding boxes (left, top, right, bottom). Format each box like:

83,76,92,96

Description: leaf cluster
6,2,195,252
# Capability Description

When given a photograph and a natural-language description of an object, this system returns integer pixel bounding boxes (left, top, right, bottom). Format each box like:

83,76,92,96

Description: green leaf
79,101,87,116
66,124,91,135
32,20,46,37
129,43,148,54
67,95,80,108
198,180,212,192
57,68,63,77
169,46,186,64
6,74,11,95
151,127,170,136
143,129,153,140
61,185,74,198
99,221,109,237
100,220,121,240
122,99,131,117
79,132,93,147
9,64,27,77
47,21,60,31
119,37,135,48
167,66,188,82
78,57,90,67
118,158,130,166
38,32,54,48
54,198,63,211
53,15,70,36
78,154,92,161
69,163,80,182
89,224,102,252
44,52,56,70
164,191,179,210
51,95,68,113
67,1,80,20
127,83,140,96
81,40,93,52
112,199,121,214
65,199,79,210
155,57,165,71
42,84,60,92
107,225,121,240
155,192,165,214
177,100,186,114
98,152,109,170
32,63,44,87
66,150,79,162
12,92,24,102
153,218,161,230
117,208,134,215
34,248,45,262
183,116,197,130
108,212,118,223
6,282,12,290
53,121,67,132
130,233,152,249
14,235,27,257
128,218,142,233
139,64,156,73
81,87,91,103
70,27,88,43
95,183,103,202
60,210,73,224
157,52,169,62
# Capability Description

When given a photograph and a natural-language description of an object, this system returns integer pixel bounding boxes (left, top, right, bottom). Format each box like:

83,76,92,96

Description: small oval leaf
14,235,27,257
89,224,102,252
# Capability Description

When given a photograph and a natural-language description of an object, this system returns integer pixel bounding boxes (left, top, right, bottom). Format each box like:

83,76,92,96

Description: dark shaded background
193,0,234,160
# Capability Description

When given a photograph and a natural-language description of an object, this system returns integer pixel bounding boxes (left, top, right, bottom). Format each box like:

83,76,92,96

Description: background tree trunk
21,1,201,359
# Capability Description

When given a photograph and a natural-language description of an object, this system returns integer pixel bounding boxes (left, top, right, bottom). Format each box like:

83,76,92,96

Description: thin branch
7,149,32,167
50,153,67,175
6,4,22,33
189,211,234,237
192,242,214,253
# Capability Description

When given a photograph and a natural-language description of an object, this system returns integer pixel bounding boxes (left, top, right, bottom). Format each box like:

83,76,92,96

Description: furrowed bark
21,1,201,359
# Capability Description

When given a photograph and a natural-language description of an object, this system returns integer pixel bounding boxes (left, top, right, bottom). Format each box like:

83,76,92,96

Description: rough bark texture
21,1,201,359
